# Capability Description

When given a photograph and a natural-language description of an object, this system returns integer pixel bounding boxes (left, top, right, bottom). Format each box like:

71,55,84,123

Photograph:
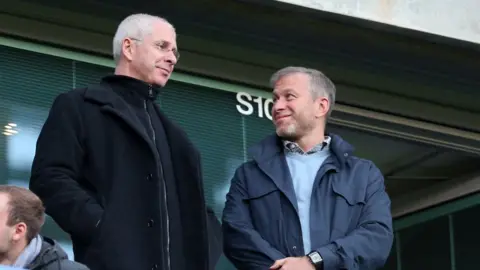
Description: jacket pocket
244,183,279,200
243,183,282,237
91,210,107,246
332,181,366,206
331,182,366,235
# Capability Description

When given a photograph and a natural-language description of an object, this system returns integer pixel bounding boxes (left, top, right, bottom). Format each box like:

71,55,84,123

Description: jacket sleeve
222,167,285,270
29,92,103,242
315,163,394,270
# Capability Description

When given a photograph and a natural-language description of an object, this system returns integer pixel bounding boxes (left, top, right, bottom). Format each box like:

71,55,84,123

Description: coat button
148,219,154,227
293,246,297,250
146,173,153,181
151,264,158,270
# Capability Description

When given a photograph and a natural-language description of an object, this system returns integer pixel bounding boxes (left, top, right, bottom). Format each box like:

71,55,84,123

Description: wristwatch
307,251,324,269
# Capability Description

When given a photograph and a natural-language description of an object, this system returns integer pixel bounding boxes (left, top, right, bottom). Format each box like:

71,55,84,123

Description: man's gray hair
270,66,336,116
112,13,174,63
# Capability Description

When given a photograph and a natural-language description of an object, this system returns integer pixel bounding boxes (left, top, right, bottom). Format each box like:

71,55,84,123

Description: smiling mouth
274,115,290,122
158,68,171,75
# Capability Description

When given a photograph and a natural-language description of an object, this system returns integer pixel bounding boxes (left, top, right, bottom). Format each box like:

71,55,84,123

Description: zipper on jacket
145,86,171,270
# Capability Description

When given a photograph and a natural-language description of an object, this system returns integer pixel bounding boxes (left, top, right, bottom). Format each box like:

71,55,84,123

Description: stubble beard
277,123,298,141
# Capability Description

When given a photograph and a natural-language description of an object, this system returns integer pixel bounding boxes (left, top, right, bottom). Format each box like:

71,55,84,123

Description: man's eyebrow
155,39,175,46
274,88,297,95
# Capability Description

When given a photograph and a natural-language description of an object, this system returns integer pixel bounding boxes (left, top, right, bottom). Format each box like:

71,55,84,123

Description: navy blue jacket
222,133,393,270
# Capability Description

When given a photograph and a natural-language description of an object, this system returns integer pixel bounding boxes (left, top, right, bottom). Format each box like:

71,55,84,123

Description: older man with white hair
29,13,221,270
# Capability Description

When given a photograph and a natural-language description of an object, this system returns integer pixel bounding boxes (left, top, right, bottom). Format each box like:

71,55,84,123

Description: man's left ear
315,97,330,118
12,222,27,242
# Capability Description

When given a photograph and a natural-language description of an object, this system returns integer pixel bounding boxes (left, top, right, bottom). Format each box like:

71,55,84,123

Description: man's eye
155,42,167,50
160,43,169,49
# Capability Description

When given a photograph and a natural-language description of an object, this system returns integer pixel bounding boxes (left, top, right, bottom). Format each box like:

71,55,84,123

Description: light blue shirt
284,137,331,254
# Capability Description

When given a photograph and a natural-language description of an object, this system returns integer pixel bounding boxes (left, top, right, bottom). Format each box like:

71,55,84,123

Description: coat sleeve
222,167,285,270
315,163,394,270
29,92,103,242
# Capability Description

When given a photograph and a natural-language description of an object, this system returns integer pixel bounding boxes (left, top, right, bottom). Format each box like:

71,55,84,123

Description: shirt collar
283,136,331,155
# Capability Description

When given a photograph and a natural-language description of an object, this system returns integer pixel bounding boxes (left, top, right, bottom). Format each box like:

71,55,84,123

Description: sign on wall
235,92,274,120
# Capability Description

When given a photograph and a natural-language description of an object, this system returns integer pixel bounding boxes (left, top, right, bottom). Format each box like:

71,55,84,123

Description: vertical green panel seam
72,61,77,89
448,214,456,270
241,116,247,162
395,231,402,270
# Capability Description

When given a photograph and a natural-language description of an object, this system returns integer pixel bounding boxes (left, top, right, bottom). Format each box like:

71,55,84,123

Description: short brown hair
270,66,337,117
0,185,45,243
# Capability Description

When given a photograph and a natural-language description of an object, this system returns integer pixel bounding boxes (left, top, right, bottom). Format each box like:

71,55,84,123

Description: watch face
309,252,323,263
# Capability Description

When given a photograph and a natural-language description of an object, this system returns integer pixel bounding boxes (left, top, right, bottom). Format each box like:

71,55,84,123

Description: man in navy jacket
222,66,393,270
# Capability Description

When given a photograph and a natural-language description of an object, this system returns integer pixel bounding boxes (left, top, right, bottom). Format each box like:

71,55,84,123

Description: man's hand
270,256,315,270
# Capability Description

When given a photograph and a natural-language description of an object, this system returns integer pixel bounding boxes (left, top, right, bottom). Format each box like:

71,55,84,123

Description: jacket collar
26,236,69,269
96,75,161,108
248,132,355,213
102,74,161,99
83,78,204,178
83,79,157,153
248,132,355,167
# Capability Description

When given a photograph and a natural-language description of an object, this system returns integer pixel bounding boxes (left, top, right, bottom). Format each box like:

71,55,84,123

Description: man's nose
272,99,286,112
165,50,178,65
272,100,286,117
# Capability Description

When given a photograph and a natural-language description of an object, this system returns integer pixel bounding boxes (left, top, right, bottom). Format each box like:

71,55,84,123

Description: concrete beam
275,0,480,45
392,171,480,217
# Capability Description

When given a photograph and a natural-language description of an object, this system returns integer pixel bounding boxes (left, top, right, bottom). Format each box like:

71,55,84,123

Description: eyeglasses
130,37,180,61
